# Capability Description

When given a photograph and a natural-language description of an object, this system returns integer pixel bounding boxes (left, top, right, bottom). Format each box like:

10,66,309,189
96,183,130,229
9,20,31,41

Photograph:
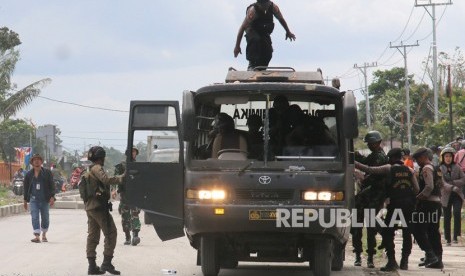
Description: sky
1,0,464,153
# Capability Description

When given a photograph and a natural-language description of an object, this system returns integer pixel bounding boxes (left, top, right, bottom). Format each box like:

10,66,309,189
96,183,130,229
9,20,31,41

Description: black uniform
383,162,416,261
245,2,274,70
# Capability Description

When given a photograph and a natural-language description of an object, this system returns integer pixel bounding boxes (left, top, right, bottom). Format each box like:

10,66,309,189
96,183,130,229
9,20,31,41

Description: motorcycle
12,177,24,196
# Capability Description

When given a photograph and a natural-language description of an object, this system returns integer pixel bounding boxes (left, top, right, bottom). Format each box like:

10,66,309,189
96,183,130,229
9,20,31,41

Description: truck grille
235,189,294,200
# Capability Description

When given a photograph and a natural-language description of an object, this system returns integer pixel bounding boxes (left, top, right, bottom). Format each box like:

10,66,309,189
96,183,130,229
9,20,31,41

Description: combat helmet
87,146,106,161
363,131,382,144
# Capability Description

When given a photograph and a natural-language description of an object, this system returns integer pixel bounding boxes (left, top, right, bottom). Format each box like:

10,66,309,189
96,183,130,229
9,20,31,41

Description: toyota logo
258,176,272,185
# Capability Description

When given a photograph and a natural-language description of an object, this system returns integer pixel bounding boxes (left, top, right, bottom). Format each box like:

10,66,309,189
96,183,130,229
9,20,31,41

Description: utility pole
447,65,454,141
415,0,453,123
354,62,377,129
390,41,419,151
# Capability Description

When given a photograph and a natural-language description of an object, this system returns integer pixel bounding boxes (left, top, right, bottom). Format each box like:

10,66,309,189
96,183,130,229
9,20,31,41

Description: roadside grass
0,186,22,206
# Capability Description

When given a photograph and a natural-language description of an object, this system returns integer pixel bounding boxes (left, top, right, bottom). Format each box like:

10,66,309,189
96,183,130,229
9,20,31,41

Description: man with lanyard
352,130,388,268
114,147,142,246
23,154,55,243
356,148,419,271
234,0,296,71
412,147,443,269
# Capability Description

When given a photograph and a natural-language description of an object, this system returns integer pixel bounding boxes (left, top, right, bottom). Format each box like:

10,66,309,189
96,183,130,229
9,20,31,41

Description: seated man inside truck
211,113,248,159
246,114,264,159
284,115,336,156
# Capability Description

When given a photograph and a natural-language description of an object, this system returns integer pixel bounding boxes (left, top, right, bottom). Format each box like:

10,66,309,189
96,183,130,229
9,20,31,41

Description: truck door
125,101,184,241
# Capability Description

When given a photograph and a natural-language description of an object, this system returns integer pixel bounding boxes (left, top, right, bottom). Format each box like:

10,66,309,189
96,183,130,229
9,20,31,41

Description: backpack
79,171,94,203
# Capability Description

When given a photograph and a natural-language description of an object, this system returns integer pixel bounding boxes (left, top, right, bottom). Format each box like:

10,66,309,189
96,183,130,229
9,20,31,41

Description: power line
38,95,129,113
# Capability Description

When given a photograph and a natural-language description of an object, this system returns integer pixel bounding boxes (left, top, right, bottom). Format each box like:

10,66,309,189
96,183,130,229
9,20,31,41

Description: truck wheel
312,239,332,276
201,235,220,276
331,242,344,271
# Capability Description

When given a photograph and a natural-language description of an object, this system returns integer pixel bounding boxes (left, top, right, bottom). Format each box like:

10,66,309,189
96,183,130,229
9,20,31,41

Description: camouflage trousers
119,202,141,233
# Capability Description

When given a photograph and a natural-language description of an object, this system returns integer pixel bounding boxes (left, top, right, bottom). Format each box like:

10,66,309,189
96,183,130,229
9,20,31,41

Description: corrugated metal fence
0,162,21,186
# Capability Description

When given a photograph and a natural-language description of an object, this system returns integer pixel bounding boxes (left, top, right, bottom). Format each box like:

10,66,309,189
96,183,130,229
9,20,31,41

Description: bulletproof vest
248,2,275,35
388,162,415,200
418,164,440,197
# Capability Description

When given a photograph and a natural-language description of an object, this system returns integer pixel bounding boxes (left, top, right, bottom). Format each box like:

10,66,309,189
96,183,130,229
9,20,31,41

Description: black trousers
246,34,272,70
351,206,381,255
412,201,442,258
382,201,414,258
443,192,463,242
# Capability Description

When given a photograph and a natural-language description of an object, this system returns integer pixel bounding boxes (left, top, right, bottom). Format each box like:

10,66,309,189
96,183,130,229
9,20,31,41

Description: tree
0,27,51,160
0,119,35,161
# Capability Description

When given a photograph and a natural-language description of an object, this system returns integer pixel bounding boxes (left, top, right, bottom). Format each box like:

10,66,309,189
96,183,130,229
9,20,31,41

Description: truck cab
125,67,358,276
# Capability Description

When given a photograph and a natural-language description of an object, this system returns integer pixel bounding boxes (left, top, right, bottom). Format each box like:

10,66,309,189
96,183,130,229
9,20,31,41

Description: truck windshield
192,93,340,167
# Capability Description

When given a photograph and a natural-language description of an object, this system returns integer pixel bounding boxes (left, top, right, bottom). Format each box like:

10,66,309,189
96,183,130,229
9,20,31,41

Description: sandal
42,237,48,242
31,237,41,243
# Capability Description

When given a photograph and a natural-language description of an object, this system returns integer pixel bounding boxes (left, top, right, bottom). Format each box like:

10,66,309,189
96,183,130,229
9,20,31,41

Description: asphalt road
0,207,373,276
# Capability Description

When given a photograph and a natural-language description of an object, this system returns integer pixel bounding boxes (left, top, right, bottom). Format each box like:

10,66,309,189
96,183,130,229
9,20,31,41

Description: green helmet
364,131,382,144
440,147,456,158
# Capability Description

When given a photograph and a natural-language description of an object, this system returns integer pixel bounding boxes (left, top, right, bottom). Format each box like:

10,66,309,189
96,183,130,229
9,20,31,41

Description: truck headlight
187,189,226,200
302,191,344,201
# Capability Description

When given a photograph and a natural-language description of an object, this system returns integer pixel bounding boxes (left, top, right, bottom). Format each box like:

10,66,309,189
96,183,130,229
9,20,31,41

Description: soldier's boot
367,254,375,268
419,250,438,267
100,255,121,275
124,231,131,245
399,255,409,270
426,255,443,269
354,253,362,266
132,230,140,246
87,257,104,275
380,253,399,272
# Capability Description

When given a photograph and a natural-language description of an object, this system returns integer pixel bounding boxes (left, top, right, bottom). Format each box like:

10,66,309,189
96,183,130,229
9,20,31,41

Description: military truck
125,67,358,276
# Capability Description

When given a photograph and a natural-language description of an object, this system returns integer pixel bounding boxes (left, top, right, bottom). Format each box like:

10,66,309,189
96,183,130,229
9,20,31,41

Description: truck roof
225,67,324,84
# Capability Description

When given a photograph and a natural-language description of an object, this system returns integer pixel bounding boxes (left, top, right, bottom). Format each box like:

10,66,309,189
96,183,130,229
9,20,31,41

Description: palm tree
0,27,51,160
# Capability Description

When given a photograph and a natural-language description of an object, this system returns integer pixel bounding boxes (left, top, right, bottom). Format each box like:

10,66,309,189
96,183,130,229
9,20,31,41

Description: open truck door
125,101,184,241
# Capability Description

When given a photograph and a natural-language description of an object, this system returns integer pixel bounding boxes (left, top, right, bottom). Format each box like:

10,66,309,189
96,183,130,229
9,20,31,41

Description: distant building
36,124,62,162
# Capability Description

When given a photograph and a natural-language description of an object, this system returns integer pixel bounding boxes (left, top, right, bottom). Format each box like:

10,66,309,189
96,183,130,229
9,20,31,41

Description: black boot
100,255,121,275
419,250,438,267
399,255,409,270
367,254,375,268
354,253,362,266
380,253,398,272
132,230,140,246
426,255,443,269
124,231,131,245
87,257,104,275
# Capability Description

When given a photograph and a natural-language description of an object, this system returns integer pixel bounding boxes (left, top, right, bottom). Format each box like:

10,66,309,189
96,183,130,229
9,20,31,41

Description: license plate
249,210,276,220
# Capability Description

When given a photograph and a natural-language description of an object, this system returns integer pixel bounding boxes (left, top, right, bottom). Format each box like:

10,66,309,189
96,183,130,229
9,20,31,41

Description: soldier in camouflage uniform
85,146,123,275
115,147,142,246
351,131,388,268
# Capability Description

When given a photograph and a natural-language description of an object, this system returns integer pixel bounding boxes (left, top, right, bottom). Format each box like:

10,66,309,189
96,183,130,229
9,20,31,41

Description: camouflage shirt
356,148,388,207
114,161,127,203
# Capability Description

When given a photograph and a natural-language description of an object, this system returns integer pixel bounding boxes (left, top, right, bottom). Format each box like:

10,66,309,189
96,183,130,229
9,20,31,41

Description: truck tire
331,242,344,271
201,235,220,276
312,239,332,276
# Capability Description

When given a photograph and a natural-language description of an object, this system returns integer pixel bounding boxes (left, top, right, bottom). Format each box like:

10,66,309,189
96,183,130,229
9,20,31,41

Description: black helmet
387,148,404,160
440,147,456,157
363,131,382,144
88,146,106,161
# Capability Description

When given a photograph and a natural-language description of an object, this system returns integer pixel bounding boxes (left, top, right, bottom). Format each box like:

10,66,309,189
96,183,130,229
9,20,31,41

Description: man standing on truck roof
352,130,388,268
233,0,296,71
